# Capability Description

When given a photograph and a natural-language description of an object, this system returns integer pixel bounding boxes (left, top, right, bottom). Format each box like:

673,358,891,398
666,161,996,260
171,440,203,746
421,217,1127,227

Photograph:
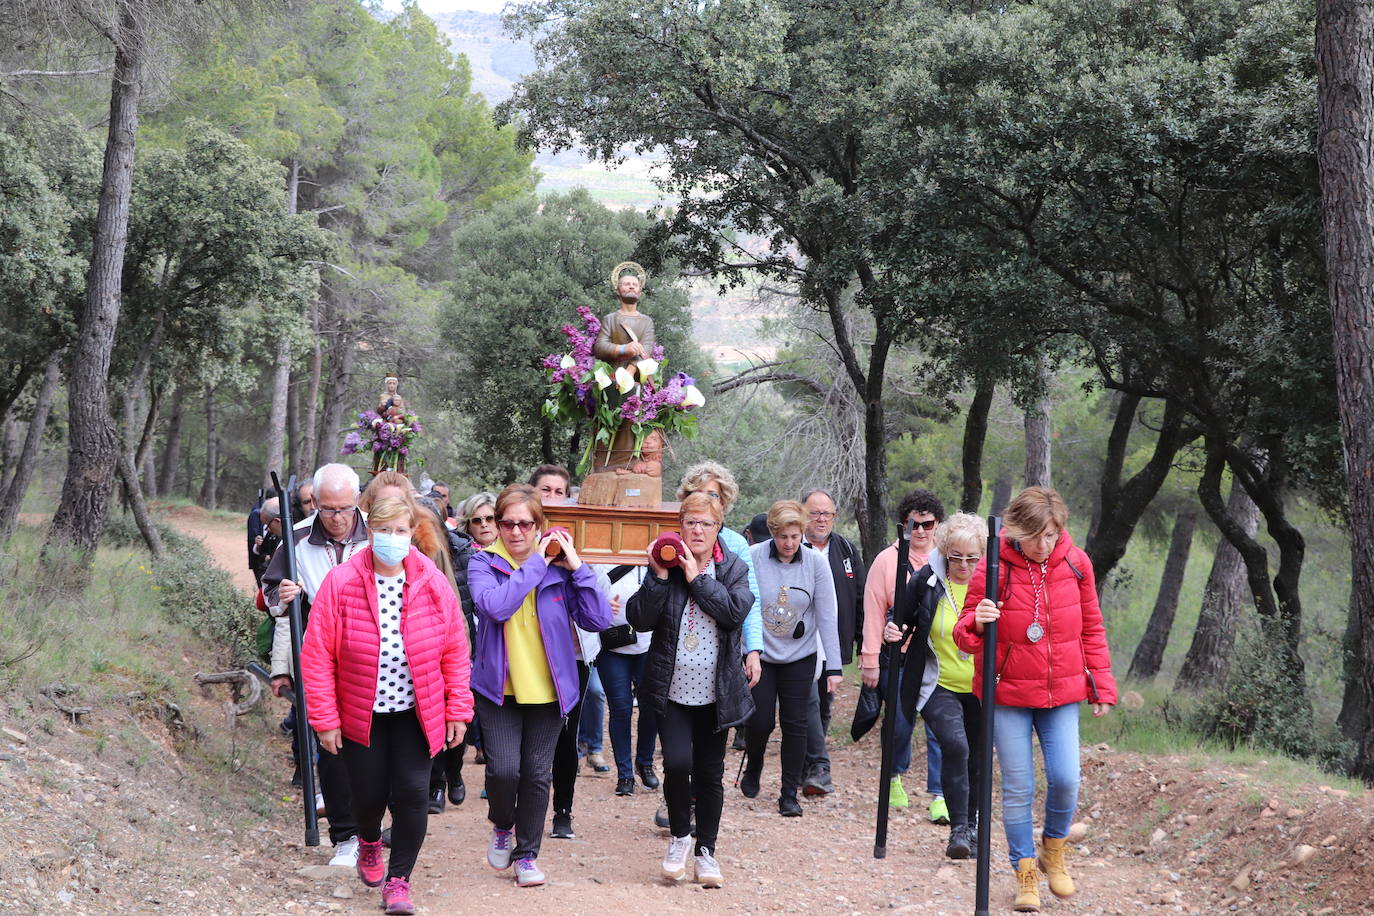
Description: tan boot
1038,835,1076,898
1013,857,1041,912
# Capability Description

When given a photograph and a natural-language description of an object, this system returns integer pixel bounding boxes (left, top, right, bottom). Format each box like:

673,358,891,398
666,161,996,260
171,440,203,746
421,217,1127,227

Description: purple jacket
467,549,611,716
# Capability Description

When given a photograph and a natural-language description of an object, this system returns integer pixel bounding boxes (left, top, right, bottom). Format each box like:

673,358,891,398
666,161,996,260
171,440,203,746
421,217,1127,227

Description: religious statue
594,262,656,372
378,376,407,420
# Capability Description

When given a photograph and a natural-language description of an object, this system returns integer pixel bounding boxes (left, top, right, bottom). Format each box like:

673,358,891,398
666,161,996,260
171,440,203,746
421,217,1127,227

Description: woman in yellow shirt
467,484,611,888
885,512,987,860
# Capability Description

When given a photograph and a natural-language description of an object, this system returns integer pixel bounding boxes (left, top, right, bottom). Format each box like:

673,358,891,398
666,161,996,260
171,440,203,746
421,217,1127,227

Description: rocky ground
2,508,1370,915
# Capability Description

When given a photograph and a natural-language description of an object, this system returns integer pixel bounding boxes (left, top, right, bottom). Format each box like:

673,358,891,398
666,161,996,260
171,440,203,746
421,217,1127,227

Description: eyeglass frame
807,510,836,521
317,506,357,519
946,554,982,565
497,519,538,532
681,519,720,531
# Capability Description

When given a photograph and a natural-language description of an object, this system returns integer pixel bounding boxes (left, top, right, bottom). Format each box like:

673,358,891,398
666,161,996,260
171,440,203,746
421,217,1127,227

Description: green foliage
439,189,699,482
1193,630,1314,760
151,539,258,666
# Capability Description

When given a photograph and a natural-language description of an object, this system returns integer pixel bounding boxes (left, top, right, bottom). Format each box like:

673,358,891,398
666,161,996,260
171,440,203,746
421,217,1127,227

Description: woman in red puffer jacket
954,487,1116,914
301,496,473,916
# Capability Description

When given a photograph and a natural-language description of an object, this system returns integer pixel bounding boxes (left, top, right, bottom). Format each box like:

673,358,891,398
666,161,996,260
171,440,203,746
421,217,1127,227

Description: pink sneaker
382,876,415,915
356,837,385,887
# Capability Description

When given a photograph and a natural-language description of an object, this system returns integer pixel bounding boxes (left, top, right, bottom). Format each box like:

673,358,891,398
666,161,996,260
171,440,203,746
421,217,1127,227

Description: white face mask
372,531,410,566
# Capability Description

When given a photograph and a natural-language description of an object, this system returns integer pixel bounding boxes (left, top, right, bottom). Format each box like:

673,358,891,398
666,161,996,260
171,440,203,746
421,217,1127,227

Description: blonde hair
359,470,412,513
679,491,724,525
676,461,740,512
766,499,807,535
367,496,416,529
936,512,988,555
457,491,497,534
1002,487,1069,541
411,500,458,593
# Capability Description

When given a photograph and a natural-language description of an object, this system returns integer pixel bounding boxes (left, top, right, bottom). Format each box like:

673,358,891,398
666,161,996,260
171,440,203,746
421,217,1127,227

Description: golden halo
610,261,649,290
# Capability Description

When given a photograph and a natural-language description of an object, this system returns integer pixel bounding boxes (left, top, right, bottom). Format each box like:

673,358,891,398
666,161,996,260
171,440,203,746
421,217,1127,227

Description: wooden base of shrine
577,471,662,507
543,500,681,566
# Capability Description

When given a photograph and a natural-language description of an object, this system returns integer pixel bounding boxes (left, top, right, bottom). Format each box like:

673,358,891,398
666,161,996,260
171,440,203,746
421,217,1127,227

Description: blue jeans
993,702,1081,864
597,651,658,779
879,663,944,785
578,665,606,752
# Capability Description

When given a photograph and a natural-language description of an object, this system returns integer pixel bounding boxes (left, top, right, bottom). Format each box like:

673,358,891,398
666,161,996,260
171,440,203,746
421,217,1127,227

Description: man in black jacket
800,488,866,796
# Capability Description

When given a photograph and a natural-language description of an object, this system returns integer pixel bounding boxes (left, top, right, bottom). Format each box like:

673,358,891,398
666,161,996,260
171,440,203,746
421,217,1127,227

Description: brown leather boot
1013,857,1041,912
1038,835,1076,898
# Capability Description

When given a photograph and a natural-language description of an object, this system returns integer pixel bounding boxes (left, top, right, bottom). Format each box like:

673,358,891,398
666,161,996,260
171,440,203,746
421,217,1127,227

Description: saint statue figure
594,262,656,370
378,376,407,418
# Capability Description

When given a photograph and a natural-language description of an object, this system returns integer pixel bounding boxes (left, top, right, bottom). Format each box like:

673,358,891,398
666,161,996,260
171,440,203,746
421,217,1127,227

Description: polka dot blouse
373,573,415,713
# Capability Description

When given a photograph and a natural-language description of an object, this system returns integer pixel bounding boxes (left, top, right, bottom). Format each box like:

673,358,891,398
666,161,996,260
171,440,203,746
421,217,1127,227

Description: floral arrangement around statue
542,305,705,476
341,409,424,473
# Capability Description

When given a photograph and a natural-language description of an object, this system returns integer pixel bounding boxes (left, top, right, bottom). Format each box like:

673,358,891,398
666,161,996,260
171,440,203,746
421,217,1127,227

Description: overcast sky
383,0,510,15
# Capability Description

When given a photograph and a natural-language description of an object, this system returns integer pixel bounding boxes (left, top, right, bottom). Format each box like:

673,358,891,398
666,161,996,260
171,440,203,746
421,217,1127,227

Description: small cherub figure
618,428,665,477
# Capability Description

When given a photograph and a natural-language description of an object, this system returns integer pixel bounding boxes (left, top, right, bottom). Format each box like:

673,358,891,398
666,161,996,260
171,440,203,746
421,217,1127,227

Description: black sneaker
428,788,445,815
801,764,833,797
654,802,694,834
616,777,636,796
945,823,974,860
637,762,660,789
448,776,465,806
778,794,803,817
551,810,575,839
739,768,761,799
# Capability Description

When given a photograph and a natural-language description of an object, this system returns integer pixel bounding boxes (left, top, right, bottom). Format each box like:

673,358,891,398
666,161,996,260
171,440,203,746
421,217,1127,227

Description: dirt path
162,505,259,597
158,509,1371,916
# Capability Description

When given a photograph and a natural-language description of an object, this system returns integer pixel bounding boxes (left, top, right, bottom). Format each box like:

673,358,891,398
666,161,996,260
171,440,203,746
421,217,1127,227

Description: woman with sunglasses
883,512,986,860
466,484,611,888
628,491,755,889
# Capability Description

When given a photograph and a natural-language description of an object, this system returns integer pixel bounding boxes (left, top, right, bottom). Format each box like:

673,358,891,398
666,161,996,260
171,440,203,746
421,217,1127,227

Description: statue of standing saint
594,263,656,370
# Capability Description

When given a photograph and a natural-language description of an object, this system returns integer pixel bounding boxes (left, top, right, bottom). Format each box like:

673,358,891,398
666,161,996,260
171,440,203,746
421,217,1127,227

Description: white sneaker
328,837,359,868
661,834,692,882
695,849,724,888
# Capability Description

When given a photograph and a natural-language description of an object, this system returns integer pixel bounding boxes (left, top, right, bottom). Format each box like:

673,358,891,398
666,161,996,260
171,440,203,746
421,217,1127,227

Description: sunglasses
947,554,982,565
906,518,938,531
498,519,538,532
471,514,496,525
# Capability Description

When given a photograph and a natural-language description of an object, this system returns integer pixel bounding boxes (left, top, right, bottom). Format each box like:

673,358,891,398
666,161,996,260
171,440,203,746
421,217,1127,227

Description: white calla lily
635,357,660,378
682,385,706,408
615,366,636,394
559,353,576,370
594,367,613,389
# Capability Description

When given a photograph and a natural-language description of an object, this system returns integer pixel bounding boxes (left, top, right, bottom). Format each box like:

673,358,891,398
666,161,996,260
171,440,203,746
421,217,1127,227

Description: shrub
1193,631,1314,760
151,540,257,666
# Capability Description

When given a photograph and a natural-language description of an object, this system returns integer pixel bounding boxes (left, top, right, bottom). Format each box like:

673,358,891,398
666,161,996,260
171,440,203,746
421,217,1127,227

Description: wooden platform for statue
577,471,662,507
543,500,680,566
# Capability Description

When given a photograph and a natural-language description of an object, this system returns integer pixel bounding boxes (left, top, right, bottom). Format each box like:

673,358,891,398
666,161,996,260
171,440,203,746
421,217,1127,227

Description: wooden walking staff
873,519,913,858
973,515,1001,916
271,472,321,848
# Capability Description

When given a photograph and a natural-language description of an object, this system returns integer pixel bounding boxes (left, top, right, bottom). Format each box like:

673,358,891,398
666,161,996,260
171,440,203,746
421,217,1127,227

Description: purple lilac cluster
542,306,603,415
341,410,423,457
621,370,695,423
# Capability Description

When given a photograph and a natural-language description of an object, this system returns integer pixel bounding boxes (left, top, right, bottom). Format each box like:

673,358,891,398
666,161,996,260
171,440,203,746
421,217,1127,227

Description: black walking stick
873,519,913,859
973,515,1001,916
271,472,321,848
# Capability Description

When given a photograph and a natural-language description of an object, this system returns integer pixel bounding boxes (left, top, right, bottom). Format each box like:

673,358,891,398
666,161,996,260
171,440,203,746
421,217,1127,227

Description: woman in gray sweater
742,500,841,816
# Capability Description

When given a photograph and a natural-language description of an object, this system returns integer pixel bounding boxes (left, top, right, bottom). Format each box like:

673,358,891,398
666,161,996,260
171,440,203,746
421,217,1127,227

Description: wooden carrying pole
271,472,320,847
974,515,1001,915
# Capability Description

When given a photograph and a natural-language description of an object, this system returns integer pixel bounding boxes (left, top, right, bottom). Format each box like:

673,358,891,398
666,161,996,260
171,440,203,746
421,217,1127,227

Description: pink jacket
300,547,473,757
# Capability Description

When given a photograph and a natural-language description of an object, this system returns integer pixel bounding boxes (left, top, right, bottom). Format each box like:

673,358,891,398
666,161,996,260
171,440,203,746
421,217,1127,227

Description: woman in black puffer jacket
628,491,755,890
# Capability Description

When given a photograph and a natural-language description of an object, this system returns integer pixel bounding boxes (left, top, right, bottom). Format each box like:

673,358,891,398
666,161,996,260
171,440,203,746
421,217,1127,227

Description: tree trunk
287,369,303,476
960,375,995,513
990,474,1012,518
318,324,356,467
45,17,143,568
303,295,324,470
1,415,23,496
1022,356,1052,488
0,351,62,545
1177,469,1261,688
116,448,163,557
1316,0,1374,783
1127,507,1198,681
1339,567,1368,747
263,334,292,486
199,385,219,509
158,385,185,497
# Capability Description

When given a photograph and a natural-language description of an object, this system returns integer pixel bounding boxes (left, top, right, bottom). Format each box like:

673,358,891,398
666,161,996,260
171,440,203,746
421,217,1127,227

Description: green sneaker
929,796,950,825
889,776,910,809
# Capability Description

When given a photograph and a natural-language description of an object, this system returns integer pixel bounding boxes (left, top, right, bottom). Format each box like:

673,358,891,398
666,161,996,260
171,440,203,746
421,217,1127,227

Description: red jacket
953,530,1117,709
300,547,473,757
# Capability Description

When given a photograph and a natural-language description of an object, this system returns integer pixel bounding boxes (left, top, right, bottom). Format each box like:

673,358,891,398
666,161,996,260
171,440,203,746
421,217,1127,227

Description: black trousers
805,672,832,771
744,654,815,798
660,701,727,854
477,693,563,860
551,661,591,813
341,709,432,880
314,734,358,845
920,685,982,827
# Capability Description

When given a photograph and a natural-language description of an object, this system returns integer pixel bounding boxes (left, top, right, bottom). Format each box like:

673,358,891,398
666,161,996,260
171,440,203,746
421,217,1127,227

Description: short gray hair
259,497,280,523
800,487,835,506
313,463,360,498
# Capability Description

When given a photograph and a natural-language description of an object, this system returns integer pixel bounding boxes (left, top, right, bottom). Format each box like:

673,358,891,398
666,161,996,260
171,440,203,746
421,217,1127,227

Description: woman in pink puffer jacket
301,496,472,916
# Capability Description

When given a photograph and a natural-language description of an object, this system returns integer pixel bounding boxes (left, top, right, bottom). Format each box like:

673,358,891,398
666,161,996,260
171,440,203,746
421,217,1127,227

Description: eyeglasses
807,511,836,521
318,506,356,519
498,519,537,532
471,514,496,525
906,518,938,531
947,555,982,565
682,519,719,531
